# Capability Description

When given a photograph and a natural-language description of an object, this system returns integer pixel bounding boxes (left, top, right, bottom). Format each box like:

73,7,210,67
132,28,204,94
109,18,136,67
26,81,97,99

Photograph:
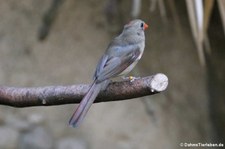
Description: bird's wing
95,46,141,82
93,54,108,80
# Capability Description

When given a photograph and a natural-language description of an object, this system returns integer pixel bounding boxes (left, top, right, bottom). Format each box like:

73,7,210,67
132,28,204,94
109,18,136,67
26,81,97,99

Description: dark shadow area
207,1,225,143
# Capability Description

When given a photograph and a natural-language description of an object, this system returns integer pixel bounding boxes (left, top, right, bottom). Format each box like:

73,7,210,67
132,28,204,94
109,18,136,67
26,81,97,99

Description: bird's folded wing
94,54,108,79
96,48,140,82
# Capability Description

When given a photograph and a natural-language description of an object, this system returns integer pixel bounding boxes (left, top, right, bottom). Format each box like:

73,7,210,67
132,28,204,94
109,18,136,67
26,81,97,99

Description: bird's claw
122,76,140,82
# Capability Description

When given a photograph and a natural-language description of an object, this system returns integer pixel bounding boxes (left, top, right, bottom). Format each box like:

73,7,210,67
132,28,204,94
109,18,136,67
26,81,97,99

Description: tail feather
69,80,102,127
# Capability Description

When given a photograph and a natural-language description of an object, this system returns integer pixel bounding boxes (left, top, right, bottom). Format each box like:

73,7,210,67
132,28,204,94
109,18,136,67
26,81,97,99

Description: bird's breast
137,42,145,60
120,43,145,76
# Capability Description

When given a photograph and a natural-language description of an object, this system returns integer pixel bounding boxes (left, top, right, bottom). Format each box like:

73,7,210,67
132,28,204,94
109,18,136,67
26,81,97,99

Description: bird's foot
122,76,140,82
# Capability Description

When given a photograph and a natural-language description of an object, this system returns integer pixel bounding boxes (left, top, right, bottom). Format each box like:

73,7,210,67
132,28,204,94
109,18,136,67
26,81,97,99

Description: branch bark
0,73,168,107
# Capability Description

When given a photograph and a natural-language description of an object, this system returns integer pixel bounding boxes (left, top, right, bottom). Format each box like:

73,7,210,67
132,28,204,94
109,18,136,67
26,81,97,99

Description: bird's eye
140,23,144,28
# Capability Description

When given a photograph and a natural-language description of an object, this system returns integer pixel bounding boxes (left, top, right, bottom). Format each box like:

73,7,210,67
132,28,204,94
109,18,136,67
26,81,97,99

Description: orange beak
144,23,149,30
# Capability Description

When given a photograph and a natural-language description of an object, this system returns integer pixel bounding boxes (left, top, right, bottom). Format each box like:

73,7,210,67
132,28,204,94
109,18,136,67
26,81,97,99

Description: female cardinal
69,19,148,127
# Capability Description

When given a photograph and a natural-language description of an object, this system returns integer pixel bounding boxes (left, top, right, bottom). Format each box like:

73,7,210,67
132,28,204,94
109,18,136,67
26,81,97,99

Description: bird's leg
122,76,140,82
129,76,140,82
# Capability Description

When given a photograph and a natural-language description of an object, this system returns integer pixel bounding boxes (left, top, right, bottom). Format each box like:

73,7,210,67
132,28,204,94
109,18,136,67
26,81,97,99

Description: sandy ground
0,0,213,149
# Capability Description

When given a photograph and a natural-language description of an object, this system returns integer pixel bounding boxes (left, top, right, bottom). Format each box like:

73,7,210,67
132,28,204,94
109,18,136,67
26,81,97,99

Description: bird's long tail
69,80,102,127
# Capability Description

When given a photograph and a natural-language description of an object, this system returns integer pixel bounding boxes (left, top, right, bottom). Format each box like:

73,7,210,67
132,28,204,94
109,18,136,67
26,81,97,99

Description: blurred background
0,0,224,149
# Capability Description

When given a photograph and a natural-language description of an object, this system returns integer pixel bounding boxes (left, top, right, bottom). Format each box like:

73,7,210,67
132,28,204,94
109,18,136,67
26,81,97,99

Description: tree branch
0,73,168,107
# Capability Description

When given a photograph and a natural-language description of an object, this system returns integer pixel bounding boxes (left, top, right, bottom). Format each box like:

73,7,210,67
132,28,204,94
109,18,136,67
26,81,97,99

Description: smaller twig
38,0,63,41
0,73,168,108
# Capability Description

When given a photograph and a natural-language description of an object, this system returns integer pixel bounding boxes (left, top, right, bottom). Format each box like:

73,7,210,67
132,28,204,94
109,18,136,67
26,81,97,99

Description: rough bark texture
0,74,168,107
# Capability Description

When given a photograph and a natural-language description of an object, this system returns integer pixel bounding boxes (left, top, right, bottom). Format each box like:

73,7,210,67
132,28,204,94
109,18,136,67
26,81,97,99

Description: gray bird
69,19,148,127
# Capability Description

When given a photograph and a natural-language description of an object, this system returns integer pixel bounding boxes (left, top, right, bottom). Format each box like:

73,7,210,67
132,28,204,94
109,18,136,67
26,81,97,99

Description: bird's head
124,19,148,32
120,19,148,43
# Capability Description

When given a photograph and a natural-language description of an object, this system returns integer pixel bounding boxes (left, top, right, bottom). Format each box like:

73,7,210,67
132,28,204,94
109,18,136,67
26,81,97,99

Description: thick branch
0,73,168,107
